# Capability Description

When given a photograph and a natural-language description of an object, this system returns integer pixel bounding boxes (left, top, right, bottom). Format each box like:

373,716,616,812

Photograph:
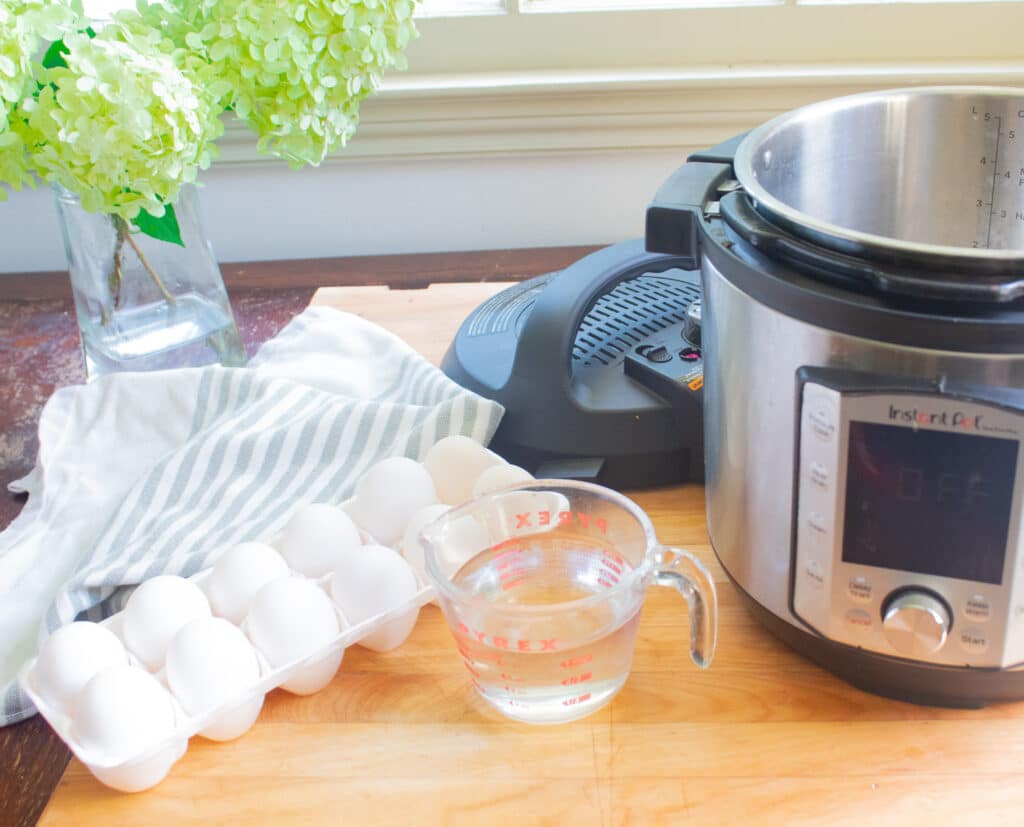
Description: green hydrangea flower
143,0,419,167
0,0,81,122
0,0,81,198
0,128,30,197
20,26,225,220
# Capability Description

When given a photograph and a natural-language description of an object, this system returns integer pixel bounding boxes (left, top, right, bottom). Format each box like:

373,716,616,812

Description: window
406,0,1023,77
75,0,1024,165
85,0,1024,80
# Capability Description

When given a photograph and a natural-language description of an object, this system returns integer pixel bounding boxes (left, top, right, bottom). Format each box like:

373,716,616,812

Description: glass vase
55,184,247,379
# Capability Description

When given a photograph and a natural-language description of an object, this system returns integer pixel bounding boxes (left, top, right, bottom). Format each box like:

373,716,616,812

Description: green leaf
42,39,70,70
133,205,184,247
42,28,95,71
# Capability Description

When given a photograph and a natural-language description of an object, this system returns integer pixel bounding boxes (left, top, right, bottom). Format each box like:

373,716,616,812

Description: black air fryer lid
442,240,706,489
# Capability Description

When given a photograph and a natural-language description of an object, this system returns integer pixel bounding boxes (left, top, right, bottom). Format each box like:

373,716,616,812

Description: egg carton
18,563,435,792
18,437,532,793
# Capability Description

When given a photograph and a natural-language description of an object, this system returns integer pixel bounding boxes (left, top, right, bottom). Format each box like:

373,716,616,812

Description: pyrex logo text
888,404,982,431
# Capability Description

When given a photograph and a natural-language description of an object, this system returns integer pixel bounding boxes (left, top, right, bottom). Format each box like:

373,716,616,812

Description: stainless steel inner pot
733,87,1024,263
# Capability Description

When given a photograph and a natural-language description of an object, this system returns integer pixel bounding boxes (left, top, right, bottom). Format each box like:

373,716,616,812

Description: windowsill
215,60,1024,165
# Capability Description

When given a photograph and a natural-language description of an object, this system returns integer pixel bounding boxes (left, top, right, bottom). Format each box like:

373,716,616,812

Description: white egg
165,617,263,741
245,577,342,694
205,542,290,624
72,663,177,760
34,622,128,715
330,544,419,627
330,545,421,652
121,576,212,671
472,464,534,497
277,503,362,578
423,435,504,506
87,739,187,794
348,456,438,546
399,503,451,587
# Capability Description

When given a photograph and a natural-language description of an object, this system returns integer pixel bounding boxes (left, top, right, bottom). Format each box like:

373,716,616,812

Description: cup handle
651,546,718,669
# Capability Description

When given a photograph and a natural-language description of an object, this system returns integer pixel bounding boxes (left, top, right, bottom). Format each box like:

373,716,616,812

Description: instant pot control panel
791,368,1024,668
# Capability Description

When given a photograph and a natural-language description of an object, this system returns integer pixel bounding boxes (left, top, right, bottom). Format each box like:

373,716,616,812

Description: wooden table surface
26,281,1024,825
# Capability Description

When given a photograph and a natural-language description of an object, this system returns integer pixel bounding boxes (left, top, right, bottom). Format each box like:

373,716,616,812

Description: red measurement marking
499,565,525,578
491,538,520,553
493,637,509,650
560,653,593,668
540,639,558,651
562,692,593,706
500,673,523,682
598,577,616,589
501,576,527,591
560,672,593,686
601,558,622,575
510,510,611,534
463,663,482,679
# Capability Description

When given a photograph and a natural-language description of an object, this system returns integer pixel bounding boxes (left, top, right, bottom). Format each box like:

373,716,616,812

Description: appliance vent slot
572,273,700,367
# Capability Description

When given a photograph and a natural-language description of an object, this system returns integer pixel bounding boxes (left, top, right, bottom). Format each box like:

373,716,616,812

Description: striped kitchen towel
0,306,503,725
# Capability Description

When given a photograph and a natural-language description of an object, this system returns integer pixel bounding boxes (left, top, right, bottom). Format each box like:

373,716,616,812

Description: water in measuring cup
78,292,246,378
451,536,642,724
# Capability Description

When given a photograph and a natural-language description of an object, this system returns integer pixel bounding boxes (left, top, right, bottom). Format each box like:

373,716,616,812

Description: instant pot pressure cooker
646,87,1024,707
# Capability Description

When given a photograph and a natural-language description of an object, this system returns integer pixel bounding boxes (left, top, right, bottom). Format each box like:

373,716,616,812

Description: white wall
0,149,691,273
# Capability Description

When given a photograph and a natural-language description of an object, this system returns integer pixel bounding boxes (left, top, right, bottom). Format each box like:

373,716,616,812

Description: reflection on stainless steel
734,87,1024,261
701,257,1024,622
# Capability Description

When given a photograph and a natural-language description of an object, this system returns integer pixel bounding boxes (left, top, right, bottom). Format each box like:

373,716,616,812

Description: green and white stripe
2,308,503,725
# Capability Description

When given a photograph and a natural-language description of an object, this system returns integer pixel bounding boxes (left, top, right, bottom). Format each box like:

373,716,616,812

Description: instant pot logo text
888,404,982,430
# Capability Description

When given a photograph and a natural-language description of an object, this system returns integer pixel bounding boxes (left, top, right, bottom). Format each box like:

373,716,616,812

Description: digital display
842,421,1019,585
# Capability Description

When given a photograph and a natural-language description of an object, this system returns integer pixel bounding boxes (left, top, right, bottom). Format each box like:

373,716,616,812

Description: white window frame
404,0,1024,77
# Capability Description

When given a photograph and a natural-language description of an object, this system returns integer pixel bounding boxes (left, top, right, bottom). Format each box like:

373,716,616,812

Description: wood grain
37,281,1024,826
0,717,72,827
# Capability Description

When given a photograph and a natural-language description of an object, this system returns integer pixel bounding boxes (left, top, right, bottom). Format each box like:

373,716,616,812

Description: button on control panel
959,628,989,655
808,461,829,490
847,577,872,603
844,609,873,634
804,559,824,591
803,387,838,444
964,595,992,623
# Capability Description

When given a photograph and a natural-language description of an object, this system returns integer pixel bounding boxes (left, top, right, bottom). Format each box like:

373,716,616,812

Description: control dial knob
881,591,951,658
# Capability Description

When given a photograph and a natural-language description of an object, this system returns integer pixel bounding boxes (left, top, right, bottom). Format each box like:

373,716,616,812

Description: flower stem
112,238,124,309
115,217,177,305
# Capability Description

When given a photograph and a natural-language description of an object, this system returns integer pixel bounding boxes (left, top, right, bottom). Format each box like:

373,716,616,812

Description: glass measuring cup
421,480,717,724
